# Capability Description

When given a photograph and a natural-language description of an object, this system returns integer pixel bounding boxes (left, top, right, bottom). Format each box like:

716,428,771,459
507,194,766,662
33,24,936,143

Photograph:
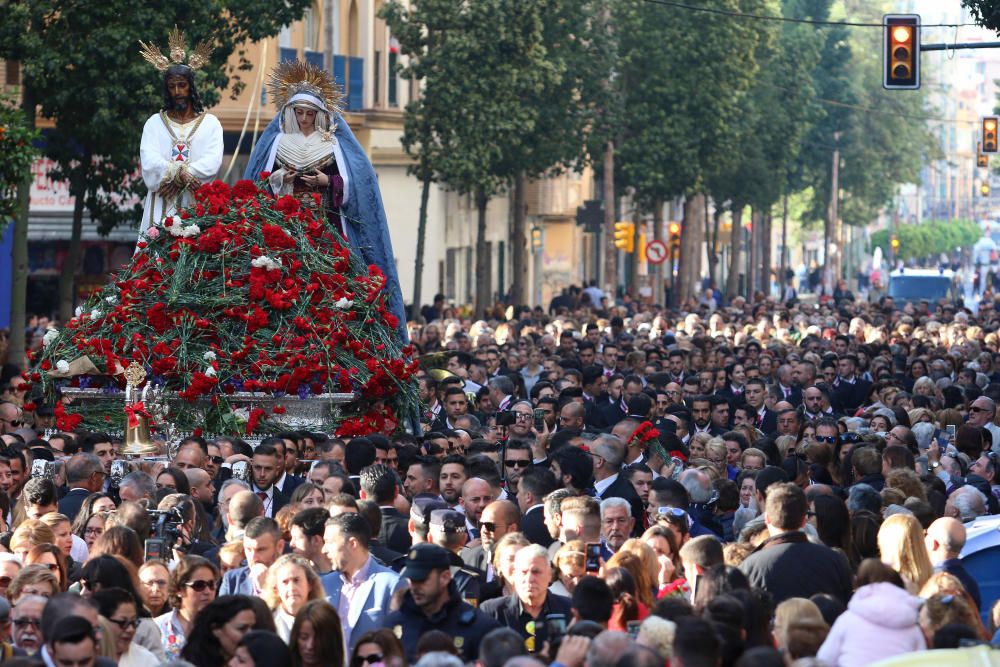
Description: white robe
139,111,223,235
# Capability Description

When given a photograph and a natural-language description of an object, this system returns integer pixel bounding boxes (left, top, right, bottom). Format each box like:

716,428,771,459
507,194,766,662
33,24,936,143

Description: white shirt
252,484,275,517
70,533,89,563
595,473,618,498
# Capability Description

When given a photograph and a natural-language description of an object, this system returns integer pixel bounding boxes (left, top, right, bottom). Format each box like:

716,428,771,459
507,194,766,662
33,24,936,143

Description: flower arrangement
29,179,418,436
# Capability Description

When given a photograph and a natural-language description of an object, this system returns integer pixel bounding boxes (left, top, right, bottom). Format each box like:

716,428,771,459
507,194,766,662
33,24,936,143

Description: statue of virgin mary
244,61,407,341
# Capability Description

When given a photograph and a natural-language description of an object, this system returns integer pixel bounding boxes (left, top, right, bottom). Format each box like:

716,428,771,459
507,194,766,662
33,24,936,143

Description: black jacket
379,506,412,553
460,545,503,602
383,582,499,663
480,592,573,649
58,487,92,522
738,531,852,604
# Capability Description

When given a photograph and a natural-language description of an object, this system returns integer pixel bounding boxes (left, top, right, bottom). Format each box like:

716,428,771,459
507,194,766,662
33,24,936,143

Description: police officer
383,543,499,663
427,509,488,606
408,495,449,545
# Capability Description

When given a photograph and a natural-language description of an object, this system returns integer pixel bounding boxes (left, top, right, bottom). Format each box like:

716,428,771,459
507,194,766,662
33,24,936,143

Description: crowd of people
0,287,999,667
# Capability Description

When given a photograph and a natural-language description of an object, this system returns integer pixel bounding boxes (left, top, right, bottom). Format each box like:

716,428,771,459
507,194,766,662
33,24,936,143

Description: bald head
925,517,967,562
483,499,520,526
461,477,493,525
228,489,265,529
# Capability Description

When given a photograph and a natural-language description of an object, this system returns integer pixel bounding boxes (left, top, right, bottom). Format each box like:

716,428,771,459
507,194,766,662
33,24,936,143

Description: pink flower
147,227,161,240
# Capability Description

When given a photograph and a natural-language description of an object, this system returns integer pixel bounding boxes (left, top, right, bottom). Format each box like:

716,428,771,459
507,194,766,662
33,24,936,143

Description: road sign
646,239,668,264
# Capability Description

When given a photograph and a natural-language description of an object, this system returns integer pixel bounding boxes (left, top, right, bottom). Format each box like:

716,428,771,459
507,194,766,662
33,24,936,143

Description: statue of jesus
138,30,223,236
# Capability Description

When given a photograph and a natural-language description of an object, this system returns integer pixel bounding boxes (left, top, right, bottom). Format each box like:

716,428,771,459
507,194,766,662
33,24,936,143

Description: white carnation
167,223,200,238
334,297,354,310
42,329,59,347
56,360,70,373
90,309,102,320
205,366,217,377
251,255,281,271
203,351,217,362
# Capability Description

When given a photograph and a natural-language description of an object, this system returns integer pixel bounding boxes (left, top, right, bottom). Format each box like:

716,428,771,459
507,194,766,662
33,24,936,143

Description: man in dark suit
249,443,289,518
592,434,645,534
743,378,778,435
359,464,411,553
480,544,572,648
516,467,557,548
58,454,105,522
831,355,871,415
926,517,982,610
41,603,118,667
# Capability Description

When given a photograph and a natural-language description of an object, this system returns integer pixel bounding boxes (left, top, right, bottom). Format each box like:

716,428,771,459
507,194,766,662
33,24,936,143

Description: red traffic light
985,117,999,153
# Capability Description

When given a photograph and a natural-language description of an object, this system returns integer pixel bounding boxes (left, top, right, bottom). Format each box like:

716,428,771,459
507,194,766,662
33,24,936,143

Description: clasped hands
283,168,330,188
158,169,199,200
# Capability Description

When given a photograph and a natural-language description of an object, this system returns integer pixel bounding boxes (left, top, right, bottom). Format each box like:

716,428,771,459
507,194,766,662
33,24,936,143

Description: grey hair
515,543,551,565
64,453,103,484
119,471,157,499
586,631,633,667
911,422,935,450
951,486,988,522
219,478,251,496
847,483,881,515
600,496,632,520
592,434,625,467
414,653,465,667
488,375,515,397
679,468,712,504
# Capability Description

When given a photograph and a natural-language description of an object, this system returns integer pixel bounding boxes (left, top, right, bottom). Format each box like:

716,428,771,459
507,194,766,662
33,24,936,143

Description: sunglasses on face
106,617,141,631
184,579,216,592
480,521,498,532
209,456,225,465
12,618,40,628
814,435,838,444
506,460,531,468
970,406,991,413
354,654,384,666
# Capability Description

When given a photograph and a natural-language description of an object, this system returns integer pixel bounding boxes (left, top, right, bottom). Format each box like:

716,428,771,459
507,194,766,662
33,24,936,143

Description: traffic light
979,142,989,168
614,221,635,253
668,222,681,252
983,182,991,197
891,237,900,251
985,117,999,153
883,14,920,90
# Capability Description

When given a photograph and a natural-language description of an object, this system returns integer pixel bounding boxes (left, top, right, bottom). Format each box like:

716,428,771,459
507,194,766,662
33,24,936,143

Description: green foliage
870,219,981,261
0,0,313,233
962,0,1000,32
615,0,764,209
798,1,940,227
0,94,38,230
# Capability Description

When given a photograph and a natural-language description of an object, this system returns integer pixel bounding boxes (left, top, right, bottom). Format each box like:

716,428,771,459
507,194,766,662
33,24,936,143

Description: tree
0,0,313,364
381,0,557,318
615,0,763,304
962,0,1000,32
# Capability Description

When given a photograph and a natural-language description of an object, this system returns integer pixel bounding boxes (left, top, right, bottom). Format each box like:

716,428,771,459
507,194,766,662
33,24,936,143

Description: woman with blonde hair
877,513,933,593
10,520,55,562
25,543,68,592
7,564,60,603
609,539,658,608
263,554,326,641
920,593,988,644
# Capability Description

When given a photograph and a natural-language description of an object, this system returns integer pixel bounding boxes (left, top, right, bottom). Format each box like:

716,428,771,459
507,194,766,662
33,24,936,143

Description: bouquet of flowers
29,179,418,436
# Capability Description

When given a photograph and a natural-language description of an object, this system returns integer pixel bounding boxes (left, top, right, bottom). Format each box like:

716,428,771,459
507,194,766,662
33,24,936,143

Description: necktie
257,491,267,501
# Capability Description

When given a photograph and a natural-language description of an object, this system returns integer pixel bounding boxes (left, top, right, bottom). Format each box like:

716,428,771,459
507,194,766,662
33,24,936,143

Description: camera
231,460,251,484
31,460,55,481
109,460,129,488
144,506,186,562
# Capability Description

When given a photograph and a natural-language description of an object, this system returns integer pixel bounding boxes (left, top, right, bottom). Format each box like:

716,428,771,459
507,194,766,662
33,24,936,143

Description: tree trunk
510,171,528,306
780,193,789,287
629,210,640,297
761,212,772,298
9,88,36,368
474,188,491,319
412,170,432,319
747,206,760,298
603,141,616,298
678,195,704,306
726,204,742,300
708,207,721,289
59,166,89,324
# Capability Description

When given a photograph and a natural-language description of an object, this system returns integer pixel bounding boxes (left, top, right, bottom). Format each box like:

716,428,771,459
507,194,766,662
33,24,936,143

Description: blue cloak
243,113,408,343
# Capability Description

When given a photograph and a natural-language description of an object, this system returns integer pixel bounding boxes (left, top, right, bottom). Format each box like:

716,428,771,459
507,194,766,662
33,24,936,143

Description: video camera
144,506,186,562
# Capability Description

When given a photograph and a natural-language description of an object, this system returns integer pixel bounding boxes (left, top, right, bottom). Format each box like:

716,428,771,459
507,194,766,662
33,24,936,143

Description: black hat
410,496,449,525
401,543,451,581
429,509,466,534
